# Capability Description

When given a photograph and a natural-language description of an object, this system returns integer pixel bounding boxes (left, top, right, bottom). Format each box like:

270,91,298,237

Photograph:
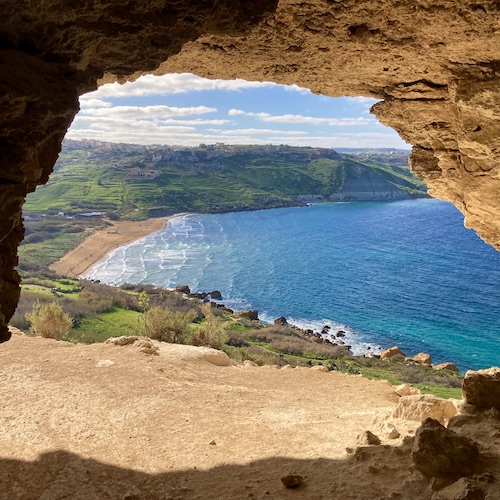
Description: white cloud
79,98,112,109
85,73,284,99
81,105,216,120
207,128,308,136
228,109,373,126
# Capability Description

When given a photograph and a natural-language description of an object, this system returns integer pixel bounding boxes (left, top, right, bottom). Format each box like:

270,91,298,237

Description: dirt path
49,216,182,277
0,332,417,499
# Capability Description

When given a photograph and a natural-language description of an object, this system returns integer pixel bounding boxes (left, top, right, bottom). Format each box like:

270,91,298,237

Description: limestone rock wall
0,0,499,339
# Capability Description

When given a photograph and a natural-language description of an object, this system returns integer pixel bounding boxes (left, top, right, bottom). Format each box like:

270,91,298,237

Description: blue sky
69,73,409,149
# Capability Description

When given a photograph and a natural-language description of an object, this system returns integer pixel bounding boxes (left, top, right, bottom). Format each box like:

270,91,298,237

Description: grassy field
24,142,427,219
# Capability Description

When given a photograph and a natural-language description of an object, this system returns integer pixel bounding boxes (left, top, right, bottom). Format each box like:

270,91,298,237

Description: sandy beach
49,215,182,278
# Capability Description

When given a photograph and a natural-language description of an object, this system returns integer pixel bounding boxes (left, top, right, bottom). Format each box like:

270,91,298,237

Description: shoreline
49,214,186,278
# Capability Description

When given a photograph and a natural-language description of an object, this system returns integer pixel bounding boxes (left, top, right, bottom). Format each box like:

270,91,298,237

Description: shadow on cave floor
0,442,429,500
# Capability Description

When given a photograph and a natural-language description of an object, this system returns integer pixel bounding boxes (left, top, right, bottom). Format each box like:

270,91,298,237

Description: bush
190,305,228,349
143,306,197,343
25,301,73,340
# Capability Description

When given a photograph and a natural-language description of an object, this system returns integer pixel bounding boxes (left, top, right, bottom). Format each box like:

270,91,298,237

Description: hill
24,140,427,219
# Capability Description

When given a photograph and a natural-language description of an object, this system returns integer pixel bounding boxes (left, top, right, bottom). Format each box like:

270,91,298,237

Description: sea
83,199,500,372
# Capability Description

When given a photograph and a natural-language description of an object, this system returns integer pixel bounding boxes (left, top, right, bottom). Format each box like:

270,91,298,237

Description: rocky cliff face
0,0,499,339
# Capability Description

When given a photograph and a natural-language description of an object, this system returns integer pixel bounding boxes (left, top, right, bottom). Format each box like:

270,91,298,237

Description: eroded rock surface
462,367,500,410
1,0,500,337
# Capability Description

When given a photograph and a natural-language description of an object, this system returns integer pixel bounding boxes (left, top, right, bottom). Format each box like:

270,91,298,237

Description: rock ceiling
0,0,499,339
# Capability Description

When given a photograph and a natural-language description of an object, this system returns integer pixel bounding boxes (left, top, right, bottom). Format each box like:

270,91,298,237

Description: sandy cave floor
0,332,426,499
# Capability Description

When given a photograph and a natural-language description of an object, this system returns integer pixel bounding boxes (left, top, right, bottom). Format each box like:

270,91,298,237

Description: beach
49,216,180,278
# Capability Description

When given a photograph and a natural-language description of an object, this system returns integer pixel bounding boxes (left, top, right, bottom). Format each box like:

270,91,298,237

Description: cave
1,1,499,345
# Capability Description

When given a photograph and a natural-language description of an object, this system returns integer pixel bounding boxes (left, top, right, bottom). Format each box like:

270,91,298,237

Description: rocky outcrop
462,367,500,410
1,0,500,338
391,394,458,426
412,418,480,485
433,362,460,373
380,345,406,360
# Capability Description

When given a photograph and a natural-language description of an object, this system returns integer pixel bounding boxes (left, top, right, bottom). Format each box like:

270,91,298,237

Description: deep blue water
84,200,500,371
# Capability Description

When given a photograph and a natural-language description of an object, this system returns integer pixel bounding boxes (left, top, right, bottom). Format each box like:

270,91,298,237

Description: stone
243,360,258,367
412,352,432,366
391,394,458,425
462,367,500,410
412,418,480,481
236,309,259,321
175,285,191,295
394,384,422,397
431,478,485,500
357,430,381,446
274,316,288,325
209,290,222,299
383,423,401,440
380,346,406,360
281,475,304,489
1,0,500,339
310,365,329,372
433,362,460,373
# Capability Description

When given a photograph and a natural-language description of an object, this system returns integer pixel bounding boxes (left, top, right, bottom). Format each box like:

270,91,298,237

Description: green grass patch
70,308,142,343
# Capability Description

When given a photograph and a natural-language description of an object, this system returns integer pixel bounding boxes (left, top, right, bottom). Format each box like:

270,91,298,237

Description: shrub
143,306,197,343
190,304,228,349
25,301,73,340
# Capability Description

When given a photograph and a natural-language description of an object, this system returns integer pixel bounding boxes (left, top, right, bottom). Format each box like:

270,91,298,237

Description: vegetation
25,301,73,340
14,141,460,398
11,271,463,398
23,140,426,219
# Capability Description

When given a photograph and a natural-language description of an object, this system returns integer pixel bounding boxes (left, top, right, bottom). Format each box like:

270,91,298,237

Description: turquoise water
84,200,500,371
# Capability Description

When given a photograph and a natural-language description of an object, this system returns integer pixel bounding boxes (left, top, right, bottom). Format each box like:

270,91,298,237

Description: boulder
412,418,479,481
462,367,500,410
210,290,222,299
433,362,460,373
310,365,329,372
412,352,432,366
236,309,259,321
175,285,190,295
391,394,458,425
274,316,288,325
380,345,406,360
394,384,422,397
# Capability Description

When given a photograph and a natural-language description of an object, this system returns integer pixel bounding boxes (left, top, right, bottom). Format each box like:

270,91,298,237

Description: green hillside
24,140,427,219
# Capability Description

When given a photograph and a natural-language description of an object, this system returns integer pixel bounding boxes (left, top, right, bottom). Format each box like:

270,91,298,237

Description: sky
68,73,410,149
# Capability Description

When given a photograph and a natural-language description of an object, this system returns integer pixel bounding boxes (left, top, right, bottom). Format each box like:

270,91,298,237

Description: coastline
49,215,184,278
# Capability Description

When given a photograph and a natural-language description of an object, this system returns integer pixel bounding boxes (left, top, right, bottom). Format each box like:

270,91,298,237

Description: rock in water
412,418,479,481
462,367,500,410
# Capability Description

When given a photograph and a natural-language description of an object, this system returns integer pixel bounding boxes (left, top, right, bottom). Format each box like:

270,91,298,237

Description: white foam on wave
258,313,383,357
